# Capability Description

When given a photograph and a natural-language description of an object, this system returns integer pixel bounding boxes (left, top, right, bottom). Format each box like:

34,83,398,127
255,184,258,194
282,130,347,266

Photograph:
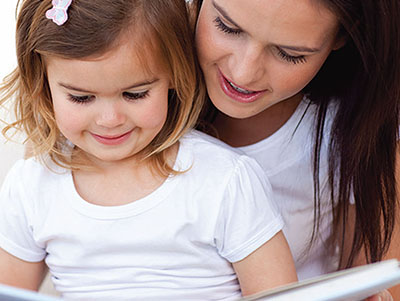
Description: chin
212,100,264,119
91,151,134,163
223,110,257,119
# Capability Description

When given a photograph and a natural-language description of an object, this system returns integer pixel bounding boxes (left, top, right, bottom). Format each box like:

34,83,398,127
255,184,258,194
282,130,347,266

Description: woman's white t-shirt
237,99,339,280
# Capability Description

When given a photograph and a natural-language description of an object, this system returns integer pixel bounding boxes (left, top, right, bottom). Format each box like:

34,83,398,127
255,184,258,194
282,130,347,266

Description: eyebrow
58,79,159,94
212,1,242,29
279,45,321,53
212,1,321,54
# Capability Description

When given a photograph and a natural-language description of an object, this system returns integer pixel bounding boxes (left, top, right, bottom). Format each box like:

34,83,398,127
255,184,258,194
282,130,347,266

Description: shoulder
180,129,260,174
7,156,61,179
295,97,337,147
2,157,68,198
5,158,46,182
180,129,245,160
178,130,267,185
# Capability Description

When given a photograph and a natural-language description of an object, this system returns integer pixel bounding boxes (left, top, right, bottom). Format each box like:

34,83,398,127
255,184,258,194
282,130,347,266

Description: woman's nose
230,44,266,87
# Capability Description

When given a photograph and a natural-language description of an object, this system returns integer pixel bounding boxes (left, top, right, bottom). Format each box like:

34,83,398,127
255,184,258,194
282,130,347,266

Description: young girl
193,0,400,299
0,0,297,299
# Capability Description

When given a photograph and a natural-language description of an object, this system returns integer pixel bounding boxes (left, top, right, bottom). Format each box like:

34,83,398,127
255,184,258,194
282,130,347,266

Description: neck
212,94,303,147
72,143,179,206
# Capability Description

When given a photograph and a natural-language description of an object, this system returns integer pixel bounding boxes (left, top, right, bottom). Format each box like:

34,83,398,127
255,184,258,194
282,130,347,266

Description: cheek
52,98,87,136
272,62,325,96
196,10,225,66
195,17,212,65
135,95,169,131
284,50,334,92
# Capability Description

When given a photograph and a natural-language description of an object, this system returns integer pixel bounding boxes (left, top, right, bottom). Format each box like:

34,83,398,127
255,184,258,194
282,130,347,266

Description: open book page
1,259,399,300
242,259,400,301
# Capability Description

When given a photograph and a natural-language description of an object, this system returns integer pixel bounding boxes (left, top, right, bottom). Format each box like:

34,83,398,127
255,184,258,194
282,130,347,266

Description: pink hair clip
45,0,73,26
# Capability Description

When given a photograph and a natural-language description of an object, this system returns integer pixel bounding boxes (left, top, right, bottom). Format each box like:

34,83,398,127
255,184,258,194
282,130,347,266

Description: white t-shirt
237,98,339,280
0,130,283,300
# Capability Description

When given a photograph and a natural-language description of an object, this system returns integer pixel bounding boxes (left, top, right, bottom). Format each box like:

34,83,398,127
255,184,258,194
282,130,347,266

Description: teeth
228,80,254,94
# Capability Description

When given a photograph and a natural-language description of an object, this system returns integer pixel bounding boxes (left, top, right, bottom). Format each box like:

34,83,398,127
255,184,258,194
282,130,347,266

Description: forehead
45,36,167,93
212,0,339,47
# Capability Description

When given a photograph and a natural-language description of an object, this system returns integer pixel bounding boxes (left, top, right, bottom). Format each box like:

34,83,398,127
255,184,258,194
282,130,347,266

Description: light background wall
0,0,25,184
0,2,59,295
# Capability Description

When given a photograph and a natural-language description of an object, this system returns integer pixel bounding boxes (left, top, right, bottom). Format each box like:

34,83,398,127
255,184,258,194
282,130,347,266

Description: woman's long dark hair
193,0,400,268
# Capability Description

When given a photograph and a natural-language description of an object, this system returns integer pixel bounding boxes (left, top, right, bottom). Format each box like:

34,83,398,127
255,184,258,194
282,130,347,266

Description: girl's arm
232,231,298,296
0,247,47,291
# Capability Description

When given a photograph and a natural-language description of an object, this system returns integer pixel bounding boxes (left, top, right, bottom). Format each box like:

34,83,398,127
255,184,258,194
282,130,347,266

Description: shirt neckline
65,140,190,220
237,97,312,152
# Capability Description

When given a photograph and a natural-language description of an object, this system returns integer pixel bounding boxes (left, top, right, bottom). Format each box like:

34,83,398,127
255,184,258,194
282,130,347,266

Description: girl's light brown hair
1,0,205,175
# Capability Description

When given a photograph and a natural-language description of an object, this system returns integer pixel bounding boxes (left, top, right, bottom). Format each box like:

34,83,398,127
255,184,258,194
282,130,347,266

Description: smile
227,79,254,95
91,130,133,146
218,69,266,103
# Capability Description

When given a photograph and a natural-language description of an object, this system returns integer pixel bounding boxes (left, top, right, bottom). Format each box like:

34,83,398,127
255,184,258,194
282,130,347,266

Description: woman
193,0,400,299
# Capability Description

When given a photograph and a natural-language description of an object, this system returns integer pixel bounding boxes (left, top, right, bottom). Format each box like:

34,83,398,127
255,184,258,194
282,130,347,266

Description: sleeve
214,155,284,263
0,160,47,262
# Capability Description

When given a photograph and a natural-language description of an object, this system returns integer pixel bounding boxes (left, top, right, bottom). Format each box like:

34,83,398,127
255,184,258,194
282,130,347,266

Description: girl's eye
277,48,307,65
213,17,242,35
123,90,149,101
67,94,94,104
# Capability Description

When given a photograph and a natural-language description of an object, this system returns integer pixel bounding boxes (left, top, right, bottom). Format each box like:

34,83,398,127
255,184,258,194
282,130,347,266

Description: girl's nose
95,101,126,128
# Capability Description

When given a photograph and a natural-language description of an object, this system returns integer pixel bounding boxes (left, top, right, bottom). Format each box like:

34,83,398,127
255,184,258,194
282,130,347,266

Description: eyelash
213,17,242,35
277,48,307,64
67,94,93,104
67,91,150,104
213,16,307,65
123,91,149,101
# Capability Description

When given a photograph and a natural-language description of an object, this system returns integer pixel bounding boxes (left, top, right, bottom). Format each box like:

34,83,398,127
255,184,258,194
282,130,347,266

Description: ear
333,34,347,50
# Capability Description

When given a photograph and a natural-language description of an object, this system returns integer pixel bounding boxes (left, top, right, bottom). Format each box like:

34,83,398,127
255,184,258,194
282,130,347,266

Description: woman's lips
91,130,133,146
218,70,266,103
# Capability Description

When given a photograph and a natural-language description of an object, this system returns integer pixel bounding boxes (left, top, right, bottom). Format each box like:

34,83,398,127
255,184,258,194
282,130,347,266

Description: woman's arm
340,146,400,300
340,205,399,301
374,145,400,299
0,247,47,291
232,231,298,296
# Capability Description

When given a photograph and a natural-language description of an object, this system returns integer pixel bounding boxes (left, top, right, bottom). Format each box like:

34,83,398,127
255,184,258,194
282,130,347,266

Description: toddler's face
46,38,170,164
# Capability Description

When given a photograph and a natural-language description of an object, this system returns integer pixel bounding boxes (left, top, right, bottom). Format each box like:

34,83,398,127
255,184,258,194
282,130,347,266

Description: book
1,259,399,300
0,284,61,301
242,259,400,301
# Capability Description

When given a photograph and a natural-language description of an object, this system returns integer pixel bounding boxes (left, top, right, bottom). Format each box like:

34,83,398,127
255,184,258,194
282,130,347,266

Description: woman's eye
213,17,242,35
67,94,94,104
277,48,307,65
123,91,149,101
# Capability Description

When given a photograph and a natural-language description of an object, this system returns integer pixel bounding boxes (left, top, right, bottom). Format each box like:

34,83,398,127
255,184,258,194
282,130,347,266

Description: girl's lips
218,70,266,103
91,130,133,146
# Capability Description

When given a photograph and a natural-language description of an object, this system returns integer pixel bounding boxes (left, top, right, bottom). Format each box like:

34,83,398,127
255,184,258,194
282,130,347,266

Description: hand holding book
241,259,400,301
365,289,393,301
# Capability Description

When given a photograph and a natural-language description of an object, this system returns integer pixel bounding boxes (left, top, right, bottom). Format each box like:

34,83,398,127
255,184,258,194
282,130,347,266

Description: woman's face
196,0,343,119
